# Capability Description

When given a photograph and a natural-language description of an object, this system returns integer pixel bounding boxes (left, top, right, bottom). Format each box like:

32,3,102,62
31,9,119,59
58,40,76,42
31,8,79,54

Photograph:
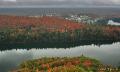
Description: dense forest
0,15,120,48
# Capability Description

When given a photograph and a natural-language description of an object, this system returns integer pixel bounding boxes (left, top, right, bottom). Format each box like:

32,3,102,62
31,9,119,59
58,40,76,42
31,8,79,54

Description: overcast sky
0,0,120,7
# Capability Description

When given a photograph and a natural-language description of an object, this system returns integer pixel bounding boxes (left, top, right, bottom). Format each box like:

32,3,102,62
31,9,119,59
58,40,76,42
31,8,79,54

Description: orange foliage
83,60,92,68
0,15,85,32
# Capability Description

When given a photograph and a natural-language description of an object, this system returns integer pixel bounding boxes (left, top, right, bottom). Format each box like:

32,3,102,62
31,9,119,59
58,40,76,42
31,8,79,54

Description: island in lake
12,56,120,72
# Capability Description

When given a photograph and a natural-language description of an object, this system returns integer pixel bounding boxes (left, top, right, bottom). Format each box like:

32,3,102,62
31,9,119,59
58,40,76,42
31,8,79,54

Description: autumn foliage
0,15,84,32
0,15,120,47
13,56,101,72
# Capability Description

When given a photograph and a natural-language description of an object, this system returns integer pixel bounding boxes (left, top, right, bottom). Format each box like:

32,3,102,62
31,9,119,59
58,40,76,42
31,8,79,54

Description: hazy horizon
0,0,120,8
0,6,120,8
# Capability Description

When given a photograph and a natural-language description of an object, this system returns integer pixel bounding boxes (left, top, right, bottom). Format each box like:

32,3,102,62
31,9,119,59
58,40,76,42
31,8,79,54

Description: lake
0,42,120,72
0,8,120,16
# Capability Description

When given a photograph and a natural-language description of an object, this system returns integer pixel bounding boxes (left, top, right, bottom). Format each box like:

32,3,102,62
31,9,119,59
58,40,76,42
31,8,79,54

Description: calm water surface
0,8,120,16
0,42,120,72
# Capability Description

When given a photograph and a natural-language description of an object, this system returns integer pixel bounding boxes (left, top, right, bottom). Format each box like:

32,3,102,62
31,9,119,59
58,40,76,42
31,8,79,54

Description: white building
108,20,120,26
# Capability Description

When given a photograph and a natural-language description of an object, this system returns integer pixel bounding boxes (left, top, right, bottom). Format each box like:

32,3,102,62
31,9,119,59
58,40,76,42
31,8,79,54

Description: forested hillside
0,15,120,48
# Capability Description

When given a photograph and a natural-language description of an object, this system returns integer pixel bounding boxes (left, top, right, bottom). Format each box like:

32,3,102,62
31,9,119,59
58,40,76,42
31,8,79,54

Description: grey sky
0,0,120,7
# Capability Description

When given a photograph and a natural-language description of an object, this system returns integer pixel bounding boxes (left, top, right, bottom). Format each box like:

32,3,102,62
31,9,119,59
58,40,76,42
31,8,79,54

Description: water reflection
0,40,118,51
0,42,120,72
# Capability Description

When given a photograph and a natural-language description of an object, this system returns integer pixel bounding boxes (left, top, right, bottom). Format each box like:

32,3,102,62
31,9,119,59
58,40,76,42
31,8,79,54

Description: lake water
0,42,120,72
0,8,120,16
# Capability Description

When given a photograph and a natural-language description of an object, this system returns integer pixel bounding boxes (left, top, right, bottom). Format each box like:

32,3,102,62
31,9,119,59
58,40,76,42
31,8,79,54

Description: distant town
29,13,120,26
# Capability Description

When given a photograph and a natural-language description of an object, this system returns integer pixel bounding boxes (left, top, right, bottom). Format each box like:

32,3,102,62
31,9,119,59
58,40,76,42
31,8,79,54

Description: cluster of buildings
65,15,102,24
65,14,120,26
29,13,120,26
